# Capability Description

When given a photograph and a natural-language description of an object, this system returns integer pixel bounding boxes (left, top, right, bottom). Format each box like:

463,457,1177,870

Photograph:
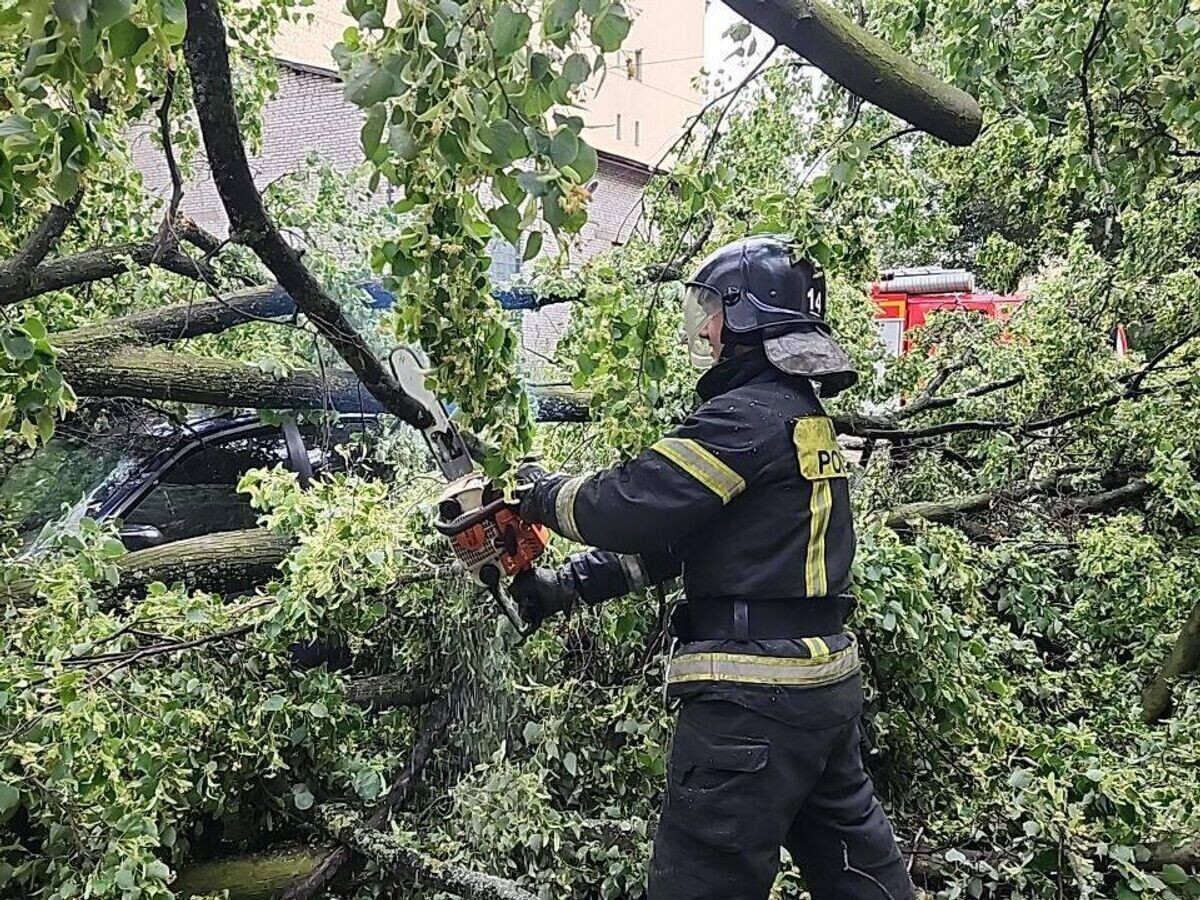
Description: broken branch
182,0,431,430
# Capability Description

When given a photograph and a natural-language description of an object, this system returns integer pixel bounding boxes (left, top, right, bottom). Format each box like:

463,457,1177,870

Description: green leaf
482,119,528,165
345,59,396,106
0,784,19,819
570,140,598,182
308,701,329,718
353,769,382,801
262,695,286,712
159,0,185,24
1160,865,1190,886
91,0,130,29
562,53,590,85
2,331,35,361
563,751,578,776
550,128,579,168
292,785,315,811
590,4,631,52
0,115,34,141
518,170,552,198
361,105,386,159
523,230,543,261
488,203,522,246
388,122,419,161
54,0,89,25
489,4,532,57
107,19,149,59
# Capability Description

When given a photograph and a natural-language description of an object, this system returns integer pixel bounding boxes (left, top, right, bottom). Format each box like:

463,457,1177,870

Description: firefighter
510,235,914,900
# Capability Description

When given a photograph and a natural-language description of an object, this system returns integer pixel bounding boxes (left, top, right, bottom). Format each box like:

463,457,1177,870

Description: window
627,49,643,81
616,114,622,141
300,417,388,479
634,120,641,147
122,429,291,544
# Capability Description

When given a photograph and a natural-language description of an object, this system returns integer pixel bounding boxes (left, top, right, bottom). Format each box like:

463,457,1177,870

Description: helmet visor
682,284,722,370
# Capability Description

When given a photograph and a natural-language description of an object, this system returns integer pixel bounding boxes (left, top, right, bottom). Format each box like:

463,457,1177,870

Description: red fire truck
871,268,1025,356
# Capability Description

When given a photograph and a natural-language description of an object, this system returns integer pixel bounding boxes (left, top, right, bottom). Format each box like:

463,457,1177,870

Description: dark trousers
647,697,914,900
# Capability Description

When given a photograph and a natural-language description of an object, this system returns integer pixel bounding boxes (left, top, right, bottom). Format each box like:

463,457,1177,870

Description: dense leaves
1,0,1200,897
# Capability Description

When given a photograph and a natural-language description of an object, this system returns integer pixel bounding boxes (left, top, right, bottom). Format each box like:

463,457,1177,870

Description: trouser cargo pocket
664,710,770,851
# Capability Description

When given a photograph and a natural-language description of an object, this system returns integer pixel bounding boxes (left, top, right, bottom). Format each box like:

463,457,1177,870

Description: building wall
131,64,652,368
270,0,705,168
583,0,706,165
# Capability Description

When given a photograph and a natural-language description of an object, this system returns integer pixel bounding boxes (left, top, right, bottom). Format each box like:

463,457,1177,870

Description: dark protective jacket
521,348,861,701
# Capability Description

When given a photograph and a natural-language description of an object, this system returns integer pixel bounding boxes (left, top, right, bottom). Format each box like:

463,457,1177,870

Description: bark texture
111,528,293,598
1142,598,1200,723
720,0,983,145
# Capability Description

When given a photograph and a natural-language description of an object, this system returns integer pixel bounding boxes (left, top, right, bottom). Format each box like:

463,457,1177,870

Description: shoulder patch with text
792,416,848,480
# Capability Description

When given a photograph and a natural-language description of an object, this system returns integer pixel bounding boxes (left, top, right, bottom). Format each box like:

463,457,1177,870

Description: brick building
132,4,705,364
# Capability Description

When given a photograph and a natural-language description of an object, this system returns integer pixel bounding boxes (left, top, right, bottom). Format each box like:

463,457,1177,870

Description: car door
109,422,294,546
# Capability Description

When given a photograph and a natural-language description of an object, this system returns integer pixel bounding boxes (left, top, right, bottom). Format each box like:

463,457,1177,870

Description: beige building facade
273,0,706,169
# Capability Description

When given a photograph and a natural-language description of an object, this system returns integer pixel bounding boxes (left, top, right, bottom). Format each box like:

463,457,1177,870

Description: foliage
2,0,1200,897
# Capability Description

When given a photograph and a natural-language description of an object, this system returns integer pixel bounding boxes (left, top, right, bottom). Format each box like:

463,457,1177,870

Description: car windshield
0,435,135,543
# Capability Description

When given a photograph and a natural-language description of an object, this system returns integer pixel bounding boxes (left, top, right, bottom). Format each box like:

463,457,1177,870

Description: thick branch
720,0,982,145
322,809,537,900
112,528,292,598
56,338,376,411
883,471,1153,530
59,285,295,345
0,241,216,306
884,473,1071,529
0,189,84,298
1142,598,1200,723
56,322,579,417
183,0,430,430
281,688,461,900
172,846,332,900
345,675,436,711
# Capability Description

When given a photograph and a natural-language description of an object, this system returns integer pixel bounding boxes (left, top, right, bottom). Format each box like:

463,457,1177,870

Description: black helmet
684,235,858,396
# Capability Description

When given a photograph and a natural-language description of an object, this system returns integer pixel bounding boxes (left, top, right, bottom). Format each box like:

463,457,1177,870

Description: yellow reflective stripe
554,476,587,543
650,438,746,504
667,645,859,687
801,637,829,658
806,480,832,596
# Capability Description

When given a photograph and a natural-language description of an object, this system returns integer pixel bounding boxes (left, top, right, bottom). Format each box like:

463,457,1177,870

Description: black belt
671,596,851,642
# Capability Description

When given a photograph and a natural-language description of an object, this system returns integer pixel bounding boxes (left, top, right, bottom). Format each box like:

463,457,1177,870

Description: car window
0,436,131,542
121,429,290,544
301,417,388,479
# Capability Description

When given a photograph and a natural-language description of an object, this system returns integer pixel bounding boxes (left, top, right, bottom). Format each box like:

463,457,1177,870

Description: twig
153,68,185,263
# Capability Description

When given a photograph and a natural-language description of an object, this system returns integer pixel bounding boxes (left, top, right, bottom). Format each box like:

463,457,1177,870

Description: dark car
0,405,392,553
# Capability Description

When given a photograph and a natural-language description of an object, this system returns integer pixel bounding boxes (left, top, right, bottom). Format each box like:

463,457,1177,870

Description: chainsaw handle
433,496,512,536
480,566,539,639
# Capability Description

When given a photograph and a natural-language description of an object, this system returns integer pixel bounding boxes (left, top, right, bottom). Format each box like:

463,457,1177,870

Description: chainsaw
390,348,549,636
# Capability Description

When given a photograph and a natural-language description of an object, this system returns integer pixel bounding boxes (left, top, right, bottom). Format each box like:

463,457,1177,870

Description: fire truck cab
871,268,1024,356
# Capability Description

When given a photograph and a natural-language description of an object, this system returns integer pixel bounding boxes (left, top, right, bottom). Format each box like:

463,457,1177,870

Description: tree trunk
721,0,982,146
111,528,292,598
1142,598,1200,723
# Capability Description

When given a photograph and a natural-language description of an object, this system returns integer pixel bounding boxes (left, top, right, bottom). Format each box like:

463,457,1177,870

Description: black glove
483,460,549,510
510,566,580,629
